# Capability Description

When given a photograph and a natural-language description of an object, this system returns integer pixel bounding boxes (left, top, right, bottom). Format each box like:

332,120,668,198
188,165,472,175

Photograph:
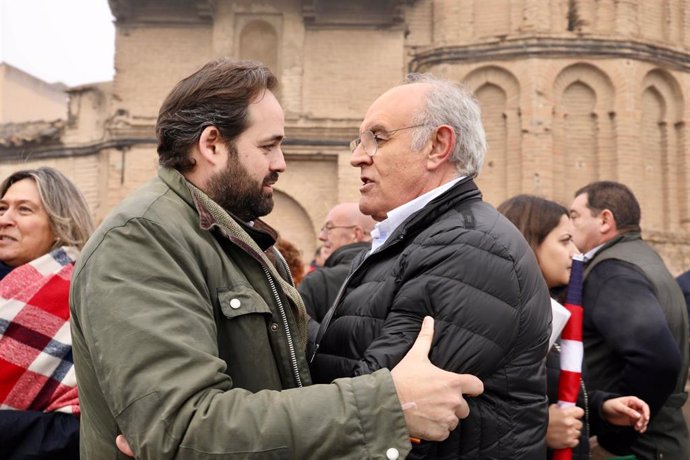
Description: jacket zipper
212,226,303,387
581,377,590,459
261,264,303,388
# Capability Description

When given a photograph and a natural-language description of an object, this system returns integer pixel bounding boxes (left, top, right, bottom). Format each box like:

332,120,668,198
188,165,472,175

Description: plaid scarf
0,246,79,415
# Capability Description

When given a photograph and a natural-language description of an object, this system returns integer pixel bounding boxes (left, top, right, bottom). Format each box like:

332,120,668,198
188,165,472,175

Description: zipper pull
310,343,320,363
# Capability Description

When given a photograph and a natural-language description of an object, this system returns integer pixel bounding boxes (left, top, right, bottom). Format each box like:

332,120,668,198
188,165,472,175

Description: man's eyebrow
363,123,387,134
258,134,284,144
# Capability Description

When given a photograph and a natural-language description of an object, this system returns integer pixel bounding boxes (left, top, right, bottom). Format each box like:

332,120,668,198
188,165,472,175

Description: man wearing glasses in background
300,202,375,325
310,74,553,458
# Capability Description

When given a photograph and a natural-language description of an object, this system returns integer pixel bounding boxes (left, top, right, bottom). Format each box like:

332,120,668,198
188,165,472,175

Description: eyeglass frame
319,224,358,234
349,124,427,157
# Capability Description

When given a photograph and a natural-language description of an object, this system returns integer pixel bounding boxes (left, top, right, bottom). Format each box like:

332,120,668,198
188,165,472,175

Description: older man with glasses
310,73,552,459
300,202,375,325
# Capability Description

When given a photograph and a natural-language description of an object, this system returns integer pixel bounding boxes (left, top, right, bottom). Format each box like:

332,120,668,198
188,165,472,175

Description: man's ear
426,125,455,170
353,225,364,242
197,126,226,166
600,209,617,234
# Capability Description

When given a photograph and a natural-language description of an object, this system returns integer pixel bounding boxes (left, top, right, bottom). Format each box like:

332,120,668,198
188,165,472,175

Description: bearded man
69,59,483,459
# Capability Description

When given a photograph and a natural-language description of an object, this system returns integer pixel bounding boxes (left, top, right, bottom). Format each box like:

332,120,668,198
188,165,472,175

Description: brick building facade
1,0,689,272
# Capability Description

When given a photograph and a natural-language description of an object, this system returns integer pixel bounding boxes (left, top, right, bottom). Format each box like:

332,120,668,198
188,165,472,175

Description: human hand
390,316,484,442
116,434,135,457
602,396,650,433
546,404,584,449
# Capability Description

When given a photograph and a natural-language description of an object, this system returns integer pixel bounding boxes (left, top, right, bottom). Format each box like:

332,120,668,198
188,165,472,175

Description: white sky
0,0,115,86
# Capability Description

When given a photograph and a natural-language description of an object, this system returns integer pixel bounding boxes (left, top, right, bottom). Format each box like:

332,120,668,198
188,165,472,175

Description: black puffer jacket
299,242,371,323
311,178,551,459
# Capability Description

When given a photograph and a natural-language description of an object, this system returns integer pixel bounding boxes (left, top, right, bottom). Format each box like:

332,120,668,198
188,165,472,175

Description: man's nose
271,148,287,173
350,143,371,167
0,209,15,227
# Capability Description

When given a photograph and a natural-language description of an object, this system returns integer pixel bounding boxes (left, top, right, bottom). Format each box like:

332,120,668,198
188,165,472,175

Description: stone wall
2,0,689,273
0,63,67,123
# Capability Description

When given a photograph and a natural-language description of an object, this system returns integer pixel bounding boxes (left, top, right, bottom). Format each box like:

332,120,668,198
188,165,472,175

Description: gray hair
405,73,487,177
0,167,94,250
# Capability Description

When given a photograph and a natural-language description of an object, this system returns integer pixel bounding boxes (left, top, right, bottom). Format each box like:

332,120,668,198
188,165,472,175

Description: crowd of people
0,57,688,460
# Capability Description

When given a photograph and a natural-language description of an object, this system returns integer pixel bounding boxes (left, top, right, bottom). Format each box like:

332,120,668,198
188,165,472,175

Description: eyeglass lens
350,131,377,156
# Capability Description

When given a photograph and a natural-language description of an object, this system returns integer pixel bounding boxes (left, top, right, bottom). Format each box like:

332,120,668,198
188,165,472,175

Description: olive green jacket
70,167,410,459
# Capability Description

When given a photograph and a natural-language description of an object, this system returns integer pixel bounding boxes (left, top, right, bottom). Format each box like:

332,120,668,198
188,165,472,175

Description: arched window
553,64,615,204
239,20,279,74
463,66,521,206
639,69,685,230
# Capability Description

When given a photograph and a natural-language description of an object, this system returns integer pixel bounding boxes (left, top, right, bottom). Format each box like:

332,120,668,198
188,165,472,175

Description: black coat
678,270,690,321
0,411,79,460
311,178,552,459
583,252,687,458
299,242,370,324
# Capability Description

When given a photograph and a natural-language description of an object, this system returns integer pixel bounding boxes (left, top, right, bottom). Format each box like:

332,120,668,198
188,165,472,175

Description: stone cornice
0,136,349,162
409,37,690,73
0,118,356,161
108,0,215,24
302,0,409,29
0,138,156,162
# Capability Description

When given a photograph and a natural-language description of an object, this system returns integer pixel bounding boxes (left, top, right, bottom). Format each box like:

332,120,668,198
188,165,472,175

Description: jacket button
386,448,399,459
230,298,241,309
270,323,279,332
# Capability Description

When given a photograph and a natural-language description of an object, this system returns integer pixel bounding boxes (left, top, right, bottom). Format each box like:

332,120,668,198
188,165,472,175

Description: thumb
456,373,484,397
407,316,434,360
116,434,135,457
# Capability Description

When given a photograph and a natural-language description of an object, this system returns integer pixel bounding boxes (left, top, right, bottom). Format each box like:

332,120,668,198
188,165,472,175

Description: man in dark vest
570,180,689,458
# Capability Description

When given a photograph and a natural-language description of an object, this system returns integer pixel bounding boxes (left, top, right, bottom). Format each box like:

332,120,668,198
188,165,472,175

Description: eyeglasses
320,224,357,234
349,124,427,157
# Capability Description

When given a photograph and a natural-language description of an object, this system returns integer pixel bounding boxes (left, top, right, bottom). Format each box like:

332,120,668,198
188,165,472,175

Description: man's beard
206,159,278,222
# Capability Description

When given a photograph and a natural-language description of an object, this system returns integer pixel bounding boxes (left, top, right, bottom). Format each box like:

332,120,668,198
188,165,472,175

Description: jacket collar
586,231,642,265
157,167,277,251
324,242,371,268
370,176,482,256
157,167,308,348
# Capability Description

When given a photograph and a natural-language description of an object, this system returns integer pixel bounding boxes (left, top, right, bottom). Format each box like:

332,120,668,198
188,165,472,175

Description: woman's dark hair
156,58,278,172
497,194,568,253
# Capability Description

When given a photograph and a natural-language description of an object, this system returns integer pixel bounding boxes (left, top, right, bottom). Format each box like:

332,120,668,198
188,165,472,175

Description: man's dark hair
156,58,277,172
575,181,641,234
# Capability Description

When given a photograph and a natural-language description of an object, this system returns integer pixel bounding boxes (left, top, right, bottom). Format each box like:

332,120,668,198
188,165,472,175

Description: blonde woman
0,167,93,460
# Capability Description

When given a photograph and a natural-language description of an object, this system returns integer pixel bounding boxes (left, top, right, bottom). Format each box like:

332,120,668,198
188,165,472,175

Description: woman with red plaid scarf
0,167,93,460
499,195,650,460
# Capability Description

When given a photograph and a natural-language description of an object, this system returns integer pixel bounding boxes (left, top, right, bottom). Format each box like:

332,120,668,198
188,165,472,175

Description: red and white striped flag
553,254,585,460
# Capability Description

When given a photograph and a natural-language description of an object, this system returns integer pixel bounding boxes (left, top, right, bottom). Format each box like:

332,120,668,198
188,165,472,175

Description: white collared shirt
369,177,465,254
582,243,606,263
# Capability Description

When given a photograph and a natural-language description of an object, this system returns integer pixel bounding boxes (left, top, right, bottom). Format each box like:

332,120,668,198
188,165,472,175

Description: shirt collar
583,242,606,263
370,176,465,254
